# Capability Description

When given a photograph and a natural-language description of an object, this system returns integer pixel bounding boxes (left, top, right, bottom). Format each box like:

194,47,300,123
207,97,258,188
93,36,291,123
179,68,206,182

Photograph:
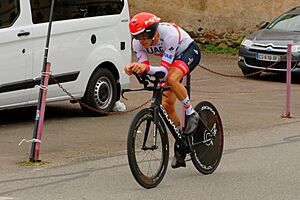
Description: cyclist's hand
124,63,135,75
131,63,147,76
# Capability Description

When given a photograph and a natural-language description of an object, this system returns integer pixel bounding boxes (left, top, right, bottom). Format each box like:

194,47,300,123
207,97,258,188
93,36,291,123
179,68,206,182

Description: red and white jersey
132,23,194,69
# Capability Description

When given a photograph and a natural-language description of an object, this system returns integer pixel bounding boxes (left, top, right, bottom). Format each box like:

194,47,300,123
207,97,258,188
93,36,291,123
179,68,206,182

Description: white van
0,0,131,115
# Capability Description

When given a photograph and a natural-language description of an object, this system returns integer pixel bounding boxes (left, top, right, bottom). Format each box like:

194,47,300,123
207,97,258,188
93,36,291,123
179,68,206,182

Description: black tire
241,68,262,77
127,108,169,189
191,101,223,174
81,68,117,116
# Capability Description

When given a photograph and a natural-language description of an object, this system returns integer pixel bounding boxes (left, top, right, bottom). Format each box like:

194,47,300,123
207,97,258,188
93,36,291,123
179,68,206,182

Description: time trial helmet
129,12,161,40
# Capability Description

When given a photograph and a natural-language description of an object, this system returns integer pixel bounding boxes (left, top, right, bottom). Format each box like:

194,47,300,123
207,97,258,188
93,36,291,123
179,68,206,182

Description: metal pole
283,43,292,118
29,0,55,162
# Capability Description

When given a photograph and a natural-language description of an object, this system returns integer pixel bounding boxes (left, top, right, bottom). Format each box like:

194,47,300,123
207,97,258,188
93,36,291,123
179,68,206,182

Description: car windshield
267,13,300,32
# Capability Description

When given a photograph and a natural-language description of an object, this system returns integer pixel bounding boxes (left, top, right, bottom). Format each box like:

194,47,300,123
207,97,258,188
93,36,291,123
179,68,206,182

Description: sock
182,96,195,115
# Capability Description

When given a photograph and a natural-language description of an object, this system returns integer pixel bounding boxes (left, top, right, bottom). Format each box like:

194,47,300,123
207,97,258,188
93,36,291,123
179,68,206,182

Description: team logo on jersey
168,47,174,51
147,46,164,54
163,53,173,60
137,54,143,62
188,57,194,65
193,49,199,55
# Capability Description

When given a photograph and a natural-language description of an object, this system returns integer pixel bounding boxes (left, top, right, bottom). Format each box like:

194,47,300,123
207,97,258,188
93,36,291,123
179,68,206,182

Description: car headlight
292,45,300,52
241,38,253,48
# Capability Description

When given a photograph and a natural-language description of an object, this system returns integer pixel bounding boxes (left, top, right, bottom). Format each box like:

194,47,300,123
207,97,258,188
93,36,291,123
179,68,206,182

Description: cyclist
124,12,201,168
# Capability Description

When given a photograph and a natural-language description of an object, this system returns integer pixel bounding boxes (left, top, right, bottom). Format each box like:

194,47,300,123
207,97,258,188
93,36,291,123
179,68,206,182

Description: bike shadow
0,102,86,125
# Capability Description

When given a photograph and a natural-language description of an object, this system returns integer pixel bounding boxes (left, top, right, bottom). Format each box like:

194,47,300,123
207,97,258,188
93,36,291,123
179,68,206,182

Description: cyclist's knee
166,75,180,86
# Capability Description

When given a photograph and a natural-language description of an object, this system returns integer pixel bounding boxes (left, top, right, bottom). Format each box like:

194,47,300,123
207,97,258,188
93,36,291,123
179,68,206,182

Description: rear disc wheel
191,101,223,174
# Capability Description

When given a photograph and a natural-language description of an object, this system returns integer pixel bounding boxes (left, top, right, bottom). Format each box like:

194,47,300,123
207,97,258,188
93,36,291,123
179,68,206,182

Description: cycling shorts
173,41,201,75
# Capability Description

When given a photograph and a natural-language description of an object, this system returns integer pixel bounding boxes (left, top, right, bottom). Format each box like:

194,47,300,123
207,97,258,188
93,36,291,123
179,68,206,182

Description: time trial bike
122,72,223,188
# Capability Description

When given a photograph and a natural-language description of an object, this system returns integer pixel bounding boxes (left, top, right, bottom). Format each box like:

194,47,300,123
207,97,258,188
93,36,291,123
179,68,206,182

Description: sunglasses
133,32,152,40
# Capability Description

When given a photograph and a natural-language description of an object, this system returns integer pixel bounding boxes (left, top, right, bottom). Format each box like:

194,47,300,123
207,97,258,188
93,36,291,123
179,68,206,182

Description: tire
241,68,262,77
127,108,169,189
81,68,117,116
191,101,223,174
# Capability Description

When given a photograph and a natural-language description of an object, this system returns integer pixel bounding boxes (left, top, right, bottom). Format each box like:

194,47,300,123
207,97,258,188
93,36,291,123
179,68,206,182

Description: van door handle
17,31,30,37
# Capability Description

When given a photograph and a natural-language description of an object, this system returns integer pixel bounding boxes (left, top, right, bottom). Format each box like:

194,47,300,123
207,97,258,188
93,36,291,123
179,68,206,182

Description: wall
129,0,300,34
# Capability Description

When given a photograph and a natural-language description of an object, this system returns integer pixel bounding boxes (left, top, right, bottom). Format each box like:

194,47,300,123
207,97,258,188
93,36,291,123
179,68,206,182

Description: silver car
238,6,300,76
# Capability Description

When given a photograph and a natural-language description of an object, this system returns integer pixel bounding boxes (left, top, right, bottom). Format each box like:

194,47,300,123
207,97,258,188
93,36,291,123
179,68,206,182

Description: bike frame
123,73,215,152
148,85,215,152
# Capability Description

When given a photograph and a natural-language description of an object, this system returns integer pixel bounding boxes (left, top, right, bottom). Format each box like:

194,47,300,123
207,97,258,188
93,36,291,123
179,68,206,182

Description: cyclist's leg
162,89,180,127
169,41,201,134
166,66,199,135
165,67,186,101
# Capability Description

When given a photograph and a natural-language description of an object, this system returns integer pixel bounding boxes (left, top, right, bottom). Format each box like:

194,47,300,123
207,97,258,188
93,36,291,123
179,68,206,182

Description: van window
0,0,20,28
30,0,125,24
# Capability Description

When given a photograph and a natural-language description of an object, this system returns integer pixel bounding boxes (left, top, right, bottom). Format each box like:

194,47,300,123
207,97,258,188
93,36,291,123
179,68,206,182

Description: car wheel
81,68,117,116
241,69,262,77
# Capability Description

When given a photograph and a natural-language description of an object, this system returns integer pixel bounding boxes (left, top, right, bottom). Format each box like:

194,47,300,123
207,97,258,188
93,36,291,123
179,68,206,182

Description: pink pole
284,44,292,118
34,62,51,160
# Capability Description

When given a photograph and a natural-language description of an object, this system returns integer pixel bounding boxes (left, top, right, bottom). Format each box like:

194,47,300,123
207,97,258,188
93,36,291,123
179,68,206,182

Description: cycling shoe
184,112,200,135
171,151,186,169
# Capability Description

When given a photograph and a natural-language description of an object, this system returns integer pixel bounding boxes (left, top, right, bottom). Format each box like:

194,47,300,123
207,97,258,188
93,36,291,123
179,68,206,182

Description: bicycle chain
49,74,151,116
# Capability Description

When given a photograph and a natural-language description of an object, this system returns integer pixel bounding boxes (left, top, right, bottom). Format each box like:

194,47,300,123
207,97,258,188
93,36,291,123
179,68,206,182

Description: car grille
248,49,286,55
245,58,296,70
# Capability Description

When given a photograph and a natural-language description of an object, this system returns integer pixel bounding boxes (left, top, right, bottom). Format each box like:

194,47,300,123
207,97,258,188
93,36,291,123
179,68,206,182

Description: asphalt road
0,53,299,199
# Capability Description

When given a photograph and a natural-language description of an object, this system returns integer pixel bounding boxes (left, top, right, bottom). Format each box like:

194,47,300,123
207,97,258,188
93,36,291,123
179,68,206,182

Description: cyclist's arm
145,64,168,79
133,39,149,64
133,39,168,79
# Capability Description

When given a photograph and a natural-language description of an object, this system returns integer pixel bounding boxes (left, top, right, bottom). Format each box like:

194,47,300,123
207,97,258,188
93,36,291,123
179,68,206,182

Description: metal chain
50,54,286,115
49,74,151,116
199,54,286,78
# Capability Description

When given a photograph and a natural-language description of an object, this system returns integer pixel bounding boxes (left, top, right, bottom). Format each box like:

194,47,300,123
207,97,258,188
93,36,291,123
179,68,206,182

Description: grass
17,160,49,166
204,44,238,55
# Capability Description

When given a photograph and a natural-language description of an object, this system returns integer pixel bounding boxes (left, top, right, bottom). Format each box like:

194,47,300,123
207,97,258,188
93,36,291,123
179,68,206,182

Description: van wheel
81,68,117,116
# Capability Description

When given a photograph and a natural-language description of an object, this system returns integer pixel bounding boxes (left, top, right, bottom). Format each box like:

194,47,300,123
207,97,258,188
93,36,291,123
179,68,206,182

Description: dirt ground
0,53,299,174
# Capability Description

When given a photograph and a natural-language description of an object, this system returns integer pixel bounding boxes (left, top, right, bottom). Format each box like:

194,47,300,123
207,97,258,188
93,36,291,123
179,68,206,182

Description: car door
0,0,33,109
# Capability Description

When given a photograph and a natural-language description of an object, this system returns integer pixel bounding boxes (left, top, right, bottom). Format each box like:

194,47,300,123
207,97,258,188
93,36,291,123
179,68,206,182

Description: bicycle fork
141,107,160,151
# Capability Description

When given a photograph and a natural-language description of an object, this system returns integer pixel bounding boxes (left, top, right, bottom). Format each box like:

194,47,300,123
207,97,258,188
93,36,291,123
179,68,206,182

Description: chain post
282,44,292,118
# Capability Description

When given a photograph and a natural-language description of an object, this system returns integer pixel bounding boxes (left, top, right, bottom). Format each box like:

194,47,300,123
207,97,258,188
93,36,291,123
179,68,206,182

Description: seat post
181,74,191,129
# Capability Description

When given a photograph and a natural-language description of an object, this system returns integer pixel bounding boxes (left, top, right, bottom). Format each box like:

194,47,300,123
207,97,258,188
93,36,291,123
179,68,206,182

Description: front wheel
191,101,224,174
127,108,169,189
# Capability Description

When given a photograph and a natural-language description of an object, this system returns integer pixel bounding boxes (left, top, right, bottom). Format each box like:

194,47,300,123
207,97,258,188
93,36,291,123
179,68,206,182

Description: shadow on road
0,102,86,125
